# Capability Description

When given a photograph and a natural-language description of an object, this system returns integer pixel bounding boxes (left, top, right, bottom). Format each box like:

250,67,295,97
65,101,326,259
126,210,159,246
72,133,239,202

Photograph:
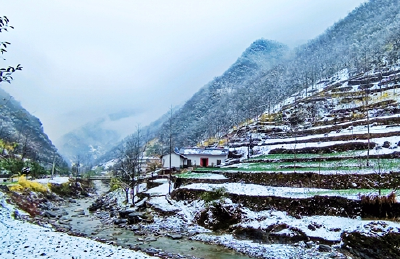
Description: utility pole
75,158,80,195
51,153,56,179
365,89,370,167
169,105,172,194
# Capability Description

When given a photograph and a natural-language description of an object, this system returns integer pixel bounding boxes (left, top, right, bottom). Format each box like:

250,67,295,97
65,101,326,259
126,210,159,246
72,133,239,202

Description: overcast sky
2,0,367,144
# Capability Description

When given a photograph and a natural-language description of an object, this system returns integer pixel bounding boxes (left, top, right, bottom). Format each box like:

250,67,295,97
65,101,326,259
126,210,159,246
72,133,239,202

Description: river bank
1,178,253,259
0,191,156,259
85,179,355,259
4,177,394,259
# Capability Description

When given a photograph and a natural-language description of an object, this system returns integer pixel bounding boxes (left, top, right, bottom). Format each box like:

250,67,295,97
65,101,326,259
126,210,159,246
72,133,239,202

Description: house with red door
179,147,228,167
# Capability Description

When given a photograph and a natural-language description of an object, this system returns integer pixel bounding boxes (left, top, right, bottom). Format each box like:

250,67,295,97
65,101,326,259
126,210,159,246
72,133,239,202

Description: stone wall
217,171,400,189
171,188,400,219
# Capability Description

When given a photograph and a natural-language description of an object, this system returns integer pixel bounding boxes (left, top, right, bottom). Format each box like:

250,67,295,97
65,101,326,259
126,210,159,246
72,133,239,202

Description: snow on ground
100,159,118,170
181,183,333,199
239,207,400,243
193,233,303,258
140,181,211,236
0,192,156,259
191,233,332,259
179,173,227,179
147,196,178,213
261,124,400,146
180,182,397,201
252,134,400,158
145,179,171,196
257,137,398,155
35,177,70,185
220,167,389,175
241,209,354,242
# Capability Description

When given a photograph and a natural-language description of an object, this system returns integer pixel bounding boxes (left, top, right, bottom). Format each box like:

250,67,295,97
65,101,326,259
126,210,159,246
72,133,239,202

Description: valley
2,0,400,258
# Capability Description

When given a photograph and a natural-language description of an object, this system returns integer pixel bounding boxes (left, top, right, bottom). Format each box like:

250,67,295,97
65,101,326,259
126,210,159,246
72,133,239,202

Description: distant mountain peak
243,39,287,56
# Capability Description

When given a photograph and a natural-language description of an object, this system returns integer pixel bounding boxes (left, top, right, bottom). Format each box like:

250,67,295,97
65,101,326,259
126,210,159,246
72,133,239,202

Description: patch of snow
180,173,227,179
145,179,170,196
181,183,332,199
35,177,70,185
191,233,322,259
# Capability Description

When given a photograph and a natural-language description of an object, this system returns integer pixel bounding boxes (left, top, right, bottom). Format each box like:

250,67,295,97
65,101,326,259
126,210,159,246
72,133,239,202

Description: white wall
162,153,184,168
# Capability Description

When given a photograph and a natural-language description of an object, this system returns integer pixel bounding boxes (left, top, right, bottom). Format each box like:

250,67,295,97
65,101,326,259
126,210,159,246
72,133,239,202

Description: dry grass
359,191,397,205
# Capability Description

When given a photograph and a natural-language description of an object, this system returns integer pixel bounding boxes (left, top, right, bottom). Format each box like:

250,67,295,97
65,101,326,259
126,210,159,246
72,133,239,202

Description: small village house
179,147,228,167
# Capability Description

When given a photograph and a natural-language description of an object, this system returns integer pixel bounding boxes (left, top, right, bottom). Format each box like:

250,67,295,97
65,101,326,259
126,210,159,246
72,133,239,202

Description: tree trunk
124,188,129,203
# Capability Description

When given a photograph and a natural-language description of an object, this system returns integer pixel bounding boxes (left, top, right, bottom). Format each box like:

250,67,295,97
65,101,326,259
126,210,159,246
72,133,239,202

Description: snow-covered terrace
179,182,399,202
261,123,400,146
254,135,399,155
238,208,400,243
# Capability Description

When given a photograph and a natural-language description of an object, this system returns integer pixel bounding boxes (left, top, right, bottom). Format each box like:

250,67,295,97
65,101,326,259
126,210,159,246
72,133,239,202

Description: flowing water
63,180,252,259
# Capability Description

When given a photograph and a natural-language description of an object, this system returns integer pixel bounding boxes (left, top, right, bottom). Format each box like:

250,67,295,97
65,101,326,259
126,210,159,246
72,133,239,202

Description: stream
61,180,253,259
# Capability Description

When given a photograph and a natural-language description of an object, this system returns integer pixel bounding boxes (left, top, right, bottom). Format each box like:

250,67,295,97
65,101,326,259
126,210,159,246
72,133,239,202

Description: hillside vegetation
0,88,67,176
156,0,400,149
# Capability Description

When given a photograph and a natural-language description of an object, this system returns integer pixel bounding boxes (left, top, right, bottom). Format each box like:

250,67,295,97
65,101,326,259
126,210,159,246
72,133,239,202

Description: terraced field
171,67,400,258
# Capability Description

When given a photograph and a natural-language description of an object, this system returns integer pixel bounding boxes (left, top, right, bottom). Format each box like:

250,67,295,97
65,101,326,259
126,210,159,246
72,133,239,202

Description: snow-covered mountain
55,118,120,165
156,0,400,149
156,39,290,148
68,0,400,164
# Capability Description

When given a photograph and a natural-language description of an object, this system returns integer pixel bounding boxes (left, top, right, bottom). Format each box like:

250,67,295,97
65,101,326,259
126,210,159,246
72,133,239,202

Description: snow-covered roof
161,151,187,159
179,147,228,156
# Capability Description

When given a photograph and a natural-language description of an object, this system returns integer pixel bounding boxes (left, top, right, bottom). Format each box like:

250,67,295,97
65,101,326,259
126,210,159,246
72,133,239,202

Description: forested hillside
156,0,400,148
158,39,289,147
0,87,67,174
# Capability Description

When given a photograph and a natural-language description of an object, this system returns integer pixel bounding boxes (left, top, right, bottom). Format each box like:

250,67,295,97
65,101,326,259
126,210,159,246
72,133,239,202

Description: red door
200,158,208,167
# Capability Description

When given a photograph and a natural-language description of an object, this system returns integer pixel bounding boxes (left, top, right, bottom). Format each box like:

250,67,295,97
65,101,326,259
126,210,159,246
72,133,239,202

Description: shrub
110,177,123,192
200,187,227,203
0,158,24,175
10,175,49,193
9,184,24,192
49,178,92,197
49,182,73,196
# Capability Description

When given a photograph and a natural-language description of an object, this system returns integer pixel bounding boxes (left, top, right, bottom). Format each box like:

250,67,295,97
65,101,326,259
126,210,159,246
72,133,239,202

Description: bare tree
114,126,145,205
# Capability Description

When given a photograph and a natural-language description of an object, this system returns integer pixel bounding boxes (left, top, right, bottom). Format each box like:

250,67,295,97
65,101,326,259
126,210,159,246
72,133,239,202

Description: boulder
143,248,161,256
383,141,391,148
318,244,331,252
113,218,128,225
0,185,9,192
42,210,57,218
119,208,137,218
269,227,308,243
88,199,103,212
196,200,241,231
127,212,145,224
342,221,400,259
167,233,183,240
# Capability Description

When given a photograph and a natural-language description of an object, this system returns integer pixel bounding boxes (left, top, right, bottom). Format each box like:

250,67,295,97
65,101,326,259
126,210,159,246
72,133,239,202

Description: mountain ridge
0,87,66,170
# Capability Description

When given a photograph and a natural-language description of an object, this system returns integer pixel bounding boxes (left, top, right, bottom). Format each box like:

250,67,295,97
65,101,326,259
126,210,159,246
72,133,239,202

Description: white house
179,147,228,167
161,151,186,169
